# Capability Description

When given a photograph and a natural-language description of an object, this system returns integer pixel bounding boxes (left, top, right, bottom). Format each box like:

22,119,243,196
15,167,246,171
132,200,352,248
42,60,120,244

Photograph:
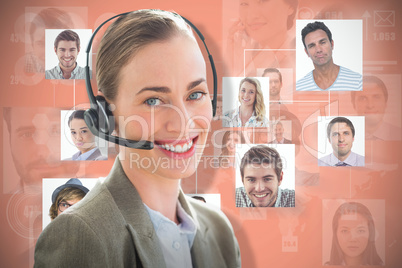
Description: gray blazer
34,157,240,268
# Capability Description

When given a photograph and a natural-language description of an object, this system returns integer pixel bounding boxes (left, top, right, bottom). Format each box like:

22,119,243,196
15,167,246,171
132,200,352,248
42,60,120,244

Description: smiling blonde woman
223,77,268,127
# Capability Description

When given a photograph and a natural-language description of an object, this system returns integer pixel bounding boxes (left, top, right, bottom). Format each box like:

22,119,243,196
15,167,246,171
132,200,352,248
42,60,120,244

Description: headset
84,10,217,150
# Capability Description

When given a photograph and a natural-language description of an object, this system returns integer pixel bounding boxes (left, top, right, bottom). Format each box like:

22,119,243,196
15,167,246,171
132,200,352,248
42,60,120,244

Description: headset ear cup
95,95,115,134
104,101,115,134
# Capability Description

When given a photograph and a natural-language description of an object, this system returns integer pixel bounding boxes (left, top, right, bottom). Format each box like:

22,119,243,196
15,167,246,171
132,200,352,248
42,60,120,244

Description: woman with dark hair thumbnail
65,110,107,160
326,202,383,266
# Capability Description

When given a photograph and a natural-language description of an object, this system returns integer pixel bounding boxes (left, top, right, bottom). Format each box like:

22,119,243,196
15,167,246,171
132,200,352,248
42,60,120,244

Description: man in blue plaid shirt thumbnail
235,145,295,207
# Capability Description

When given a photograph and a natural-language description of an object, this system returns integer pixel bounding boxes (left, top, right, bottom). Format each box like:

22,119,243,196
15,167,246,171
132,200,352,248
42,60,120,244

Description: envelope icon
374,10,395,27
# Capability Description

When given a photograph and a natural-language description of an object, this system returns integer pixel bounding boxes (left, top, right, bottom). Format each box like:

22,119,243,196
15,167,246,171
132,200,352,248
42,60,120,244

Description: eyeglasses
58,201,74,213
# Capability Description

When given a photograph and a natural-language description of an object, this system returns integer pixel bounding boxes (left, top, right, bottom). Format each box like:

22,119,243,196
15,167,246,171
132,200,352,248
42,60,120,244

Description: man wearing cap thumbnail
49,178,89,220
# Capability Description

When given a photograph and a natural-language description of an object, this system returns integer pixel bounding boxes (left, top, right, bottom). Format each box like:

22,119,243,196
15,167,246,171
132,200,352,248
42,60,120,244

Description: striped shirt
296,66,362,91
235,187,295,207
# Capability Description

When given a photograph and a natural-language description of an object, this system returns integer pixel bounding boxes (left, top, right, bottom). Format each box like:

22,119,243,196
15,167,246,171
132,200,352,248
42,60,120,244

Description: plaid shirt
235,187,295,207
45,64,87,79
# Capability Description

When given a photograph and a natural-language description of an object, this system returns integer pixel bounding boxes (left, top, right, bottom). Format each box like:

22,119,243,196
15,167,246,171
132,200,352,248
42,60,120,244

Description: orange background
1,0,401,267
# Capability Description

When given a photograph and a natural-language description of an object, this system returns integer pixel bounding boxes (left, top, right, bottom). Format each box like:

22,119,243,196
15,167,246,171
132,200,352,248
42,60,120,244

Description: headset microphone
84,11,217,150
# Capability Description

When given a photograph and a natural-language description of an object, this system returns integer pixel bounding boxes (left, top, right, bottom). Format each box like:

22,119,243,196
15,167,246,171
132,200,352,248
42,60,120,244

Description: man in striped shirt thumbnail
296,21,362,91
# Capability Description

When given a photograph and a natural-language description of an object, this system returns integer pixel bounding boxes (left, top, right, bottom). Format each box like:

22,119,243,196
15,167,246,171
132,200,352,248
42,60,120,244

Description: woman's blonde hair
238,77,266,122
96,10,195,101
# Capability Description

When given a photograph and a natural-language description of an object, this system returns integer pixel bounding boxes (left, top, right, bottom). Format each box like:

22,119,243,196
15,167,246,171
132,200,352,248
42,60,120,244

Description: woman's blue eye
145,98,161,106
189,92,206,100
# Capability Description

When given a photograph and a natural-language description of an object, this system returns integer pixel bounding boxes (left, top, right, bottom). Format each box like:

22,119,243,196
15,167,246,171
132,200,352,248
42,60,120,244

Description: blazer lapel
178,192,209,268
104,157,166,268
190,232,208,268
125,224,166,268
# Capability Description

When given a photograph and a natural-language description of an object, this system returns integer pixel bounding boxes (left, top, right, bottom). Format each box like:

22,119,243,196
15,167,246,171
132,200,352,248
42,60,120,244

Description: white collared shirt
144,202,197,268
72,148,98,161
318,151,365,166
